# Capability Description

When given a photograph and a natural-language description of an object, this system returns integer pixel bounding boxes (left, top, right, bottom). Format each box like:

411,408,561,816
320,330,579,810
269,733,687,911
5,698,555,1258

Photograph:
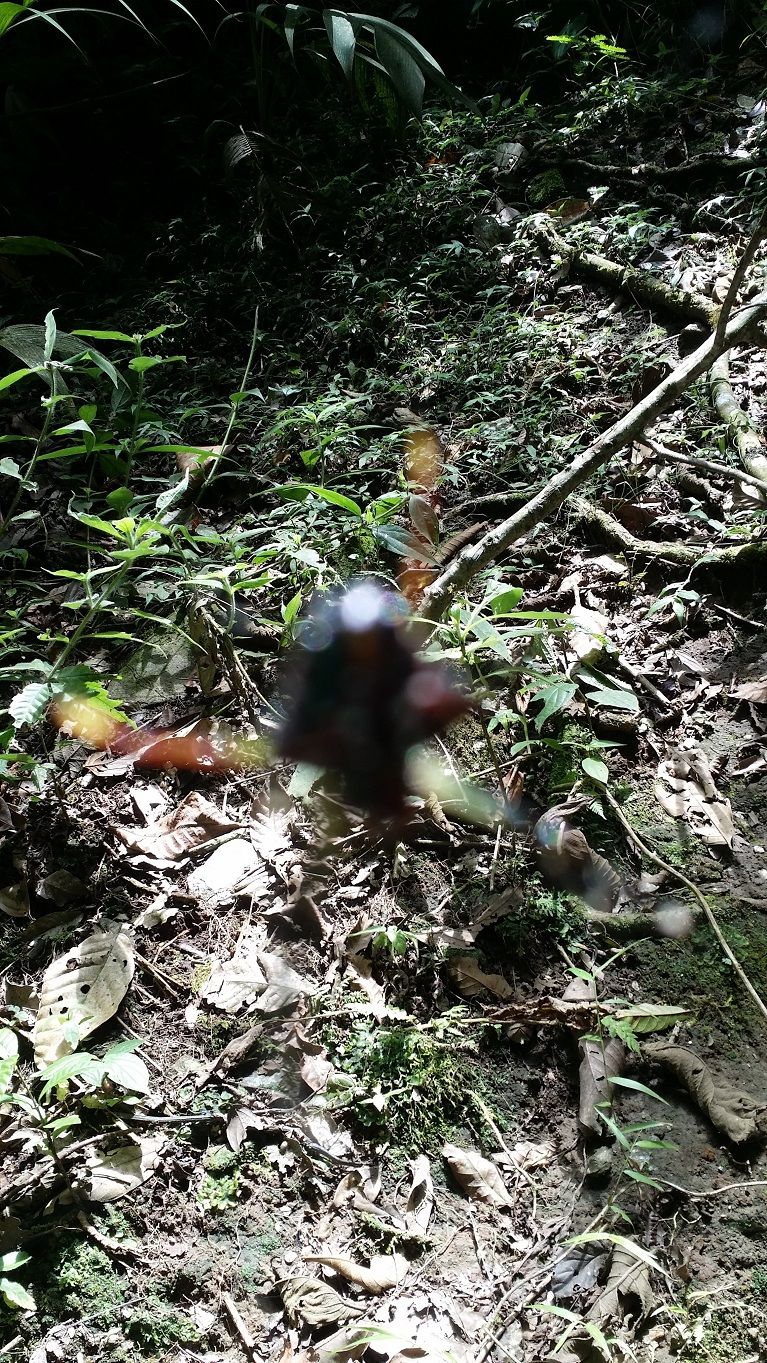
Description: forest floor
2,52,767,1363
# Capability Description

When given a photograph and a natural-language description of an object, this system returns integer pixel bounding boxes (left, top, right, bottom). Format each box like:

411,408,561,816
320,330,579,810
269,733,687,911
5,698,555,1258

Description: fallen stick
419,291,767,622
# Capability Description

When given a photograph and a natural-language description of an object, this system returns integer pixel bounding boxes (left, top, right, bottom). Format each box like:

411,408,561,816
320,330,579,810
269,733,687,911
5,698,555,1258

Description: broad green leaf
9,681,51,728
0,1277,35,1311
0,1252,30,1274
271,483,362,516
288,762,323,798
374,27,425,113
0,234,76,259
353,14,477,109
615,1003,687,1034
104,1049,149,1095
0,5,24,38
284,2,308,56
488,587,524,614
582,756,608,784
78,348,121,389
324,10,356,77
71,328,134,343
0,457,22,479
584,685,639,713
533,681,577,728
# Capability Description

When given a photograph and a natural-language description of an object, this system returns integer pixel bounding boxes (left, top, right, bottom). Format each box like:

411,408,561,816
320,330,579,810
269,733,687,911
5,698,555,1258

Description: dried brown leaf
448,955,514,1001
644,1042,767,1143
304,1252,408,1294
278,1276,366,1328
34,922,135,1065
442,1143,511,1208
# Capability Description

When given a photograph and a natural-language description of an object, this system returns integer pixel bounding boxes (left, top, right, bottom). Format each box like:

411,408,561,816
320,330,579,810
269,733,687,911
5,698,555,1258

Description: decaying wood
420,292,767,622
709,352,767,484
569,494,767,573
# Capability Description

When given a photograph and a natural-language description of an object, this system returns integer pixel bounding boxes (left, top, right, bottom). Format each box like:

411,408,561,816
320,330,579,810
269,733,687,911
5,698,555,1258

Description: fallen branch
534,217,718,329
569,494,767,572
645,435,767,497
709,352,767,484
419,292,767,621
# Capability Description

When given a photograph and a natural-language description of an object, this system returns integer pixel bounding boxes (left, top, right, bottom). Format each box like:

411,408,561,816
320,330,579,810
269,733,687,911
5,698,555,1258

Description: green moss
323,1015,483,1154
627,904,767,1040
126,1295,200,1355
32,1241,125,1331
527,170,566,206
198,1143,240,1211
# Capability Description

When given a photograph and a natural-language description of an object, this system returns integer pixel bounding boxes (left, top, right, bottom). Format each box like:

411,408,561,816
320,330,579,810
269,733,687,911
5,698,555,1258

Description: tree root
709,351,767,484
569,494,767,573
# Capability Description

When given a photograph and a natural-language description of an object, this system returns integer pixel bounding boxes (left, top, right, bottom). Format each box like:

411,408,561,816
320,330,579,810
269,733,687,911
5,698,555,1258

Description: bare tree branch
419,292,767,623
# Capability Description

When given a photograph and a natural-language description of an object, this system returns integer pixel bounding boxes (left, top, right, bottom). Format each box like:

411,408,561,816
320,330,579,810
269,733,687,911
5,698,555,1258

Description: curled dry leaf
278,1276,367,1328
304,1252,408,1294
34,921,135,1065
578,1036,625,1140
447,955,514,1001
643,1042,767,1143
345,955,387,1018
200,933,314,1016
590,1245,654,1325
442,1142,511,1208
117,790,241,864
655,750,733,848
533,812,621,912
405,1154,434,1233
732,676,767,705
86,1134,165,1202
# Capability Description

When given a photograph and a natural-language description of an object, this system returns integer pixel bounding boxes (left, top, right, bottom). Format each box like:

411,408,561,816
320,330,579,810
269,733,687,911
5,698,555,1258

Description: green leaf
9,681,51,728
0,1252,30,1274
623,1168,663,1190
104,1048,150,1095
71,328,134,343
43,310,57,364
582,756,608,784
0,1027,18,1094
0,5,24,38
488,586,524,615
284,2,308,56
324,10,356,77
0,366,35,392
0,234,76,260
287,762,323,798
374,26,425,113
0,457,22,480
609,1075,669,1103
533,681,577,728
129,355,184,373
271,483,362,516
615,1003,687,1034
0,1277,35,1311
584,685,639,713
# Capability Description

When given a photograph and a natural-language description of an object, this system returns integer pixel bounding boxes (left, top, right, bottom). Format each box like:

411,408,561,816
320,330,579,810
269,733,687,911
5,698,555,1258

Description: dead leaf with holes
578,1036,625,1139
447,956,514,1001
442,1142,511,1208
643,1042,767,1143
34,922,135,1065
655,750,733,848
85,1134,165,1201
278,1276,366,1328
117,790,241,865
303,1252,408,1295
590,1245,654,1325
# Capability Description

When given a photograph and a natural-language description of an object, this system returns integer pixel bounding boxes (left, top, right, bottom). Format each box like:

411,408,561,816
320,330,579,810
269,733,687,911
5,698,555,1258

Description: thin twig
645,436,767,496
714,207,767,343
659,1177,767,1200
603,789,767,1024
